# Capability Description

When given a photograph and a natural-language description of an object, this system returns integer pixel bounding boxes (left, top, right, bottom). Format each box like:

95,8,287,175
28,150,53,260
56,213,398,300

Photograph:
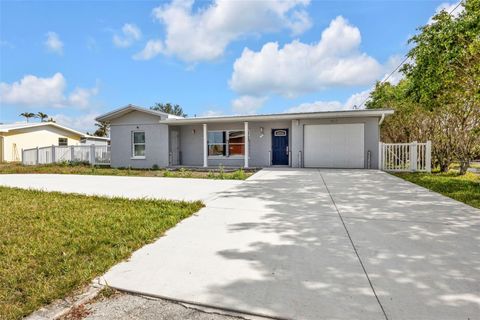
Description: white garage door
304,123,364,168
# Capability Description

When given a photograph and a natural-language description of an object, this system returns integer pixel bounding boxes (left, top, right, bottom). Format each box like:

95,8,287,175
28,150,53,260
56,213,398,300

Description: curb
25,278,104,320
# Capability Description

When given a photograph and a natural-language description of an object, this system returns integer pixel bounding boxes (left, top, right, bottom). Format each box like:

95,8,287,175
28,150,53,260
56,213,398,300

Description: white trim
244,122,249,168
132,131,146,158
96,104,171,122
159,109,394,125
0,122,86,137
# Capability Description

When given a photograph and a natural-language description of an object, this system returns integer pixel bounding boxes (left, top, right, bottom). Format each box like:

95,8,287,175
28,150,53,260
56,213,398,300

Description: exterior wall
290,117,380,169
0,127,82,162
106,111,381,169
178,125,204,166
110,111,168,168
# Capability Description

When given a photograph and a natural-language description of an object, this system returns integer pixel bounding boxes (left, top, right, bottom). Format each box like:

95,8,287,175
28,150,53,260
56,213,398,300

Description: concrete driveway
97,169,479,320
2,169,478,319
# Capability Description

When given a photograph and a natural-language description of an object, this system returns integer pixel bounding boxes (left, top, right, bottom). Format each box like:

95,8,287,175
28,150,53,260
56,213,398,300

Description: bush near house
0,187,203,320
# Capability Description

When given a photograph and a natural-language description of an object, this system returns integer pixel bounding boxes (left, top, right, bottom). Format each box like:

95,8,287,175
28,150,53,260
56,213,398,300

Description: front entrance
272,129,289,165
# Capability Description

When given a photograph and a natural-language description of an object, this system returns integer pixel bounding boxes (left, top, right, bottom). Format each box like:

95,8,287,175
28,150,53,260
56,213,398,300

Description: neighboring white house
97,104,394,169
0,122,110,162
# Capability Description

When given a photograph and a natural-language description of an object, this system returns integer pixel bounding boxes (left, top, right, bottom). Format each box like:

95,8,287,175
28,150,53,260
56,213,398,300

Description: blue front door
272,129,289,165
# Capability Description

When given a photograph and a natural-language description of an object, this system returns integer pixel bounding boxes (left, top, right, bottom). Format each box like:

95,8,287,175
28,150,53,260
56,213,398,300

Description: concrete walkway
0,174,243,201
3,169,478,319
98,169,479,320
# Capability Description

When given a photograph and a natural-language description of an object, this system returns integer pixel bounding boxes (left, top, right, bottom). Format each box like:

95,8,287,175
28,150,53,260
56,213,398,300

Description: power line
357,0,464,109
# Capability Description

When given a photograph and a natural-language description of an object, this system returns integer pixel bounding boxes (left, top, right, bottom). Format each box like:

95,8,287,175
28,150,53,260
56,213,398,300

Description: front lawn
394,172,480,209
0,163,252,180
0,187,203,320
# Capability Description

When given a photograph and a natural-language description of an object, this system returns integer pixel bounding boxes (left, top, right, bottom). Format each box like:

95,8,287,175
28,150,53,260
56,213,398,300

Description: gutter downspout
379,113,385,125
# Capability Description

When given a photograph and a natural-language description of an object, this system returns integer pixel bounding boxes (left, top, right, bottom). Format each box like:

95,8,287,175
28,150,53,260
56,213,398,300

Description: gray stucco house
96,105,393,169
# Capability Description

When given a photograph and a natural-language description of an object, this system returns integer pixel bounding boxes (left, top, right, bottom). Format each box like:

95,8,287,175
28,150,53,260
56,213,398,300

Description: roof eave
95,104,169,122
159,109,394,125
0,122,87,136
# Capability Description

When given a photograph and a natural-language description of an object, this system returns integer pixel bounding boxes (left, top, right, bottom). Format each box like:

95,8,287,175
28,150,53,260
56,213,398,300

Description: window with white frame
58,138,68,146
132,131,145,158
208,130,245,157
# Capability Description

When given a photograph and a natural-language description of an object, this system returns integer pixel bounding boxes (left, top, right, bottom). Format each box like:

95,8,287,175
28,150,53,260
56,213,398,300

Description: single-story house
96,104,393,169
0,122,110,162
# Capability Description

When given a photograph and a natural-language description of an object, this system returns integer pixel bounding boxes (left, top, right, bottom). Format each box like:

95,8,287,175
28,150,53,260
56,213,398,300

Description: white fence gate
22,145,110,166
379,141,431,172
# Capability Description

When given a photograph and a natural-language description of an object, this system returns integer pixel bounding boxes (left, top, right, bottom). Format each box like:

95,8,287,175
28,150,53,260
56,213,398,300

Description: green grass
393,172,480,209
0,187,203,320
0,163,252,180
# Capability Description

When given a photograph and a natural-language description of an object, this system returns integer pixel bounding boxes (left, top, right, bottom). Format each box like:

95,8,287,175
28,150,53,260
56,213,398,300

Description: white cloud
133,39,163,60
0,40,14,48
44,32,63,55
286,89,372,113
428,1,464,24
135,0,312,62
232,95,268,114
113,23,142,48
0,73,98,108
52,112,100,132
201,110,224,117
230,16,384,98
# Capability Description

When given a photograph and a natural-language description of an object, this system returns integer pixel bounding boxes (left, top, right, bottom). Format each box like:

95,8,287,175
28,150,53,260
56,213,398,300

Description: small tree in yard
150,103,187,117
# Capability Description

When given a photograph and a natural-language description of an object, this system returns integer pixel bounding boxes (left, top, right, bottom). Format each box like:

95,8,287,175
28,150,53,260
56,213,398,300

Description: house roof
160,109,394,125
83,135,110,141
95,104,183,122
0,122,87,136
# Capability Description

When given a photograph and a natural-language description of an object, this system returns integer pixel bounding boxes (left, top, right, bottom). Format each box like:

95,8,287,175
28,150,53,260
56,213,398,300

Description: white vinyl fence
22,145,110,166
379,141,431,172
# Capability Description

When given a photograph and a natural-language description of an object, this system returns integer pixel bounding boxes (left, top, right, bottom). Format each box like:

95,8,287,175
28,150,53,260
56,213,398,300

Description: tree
93,121,109,137
368,0,480,173
150,103,187,117
36,112,49,122
19,112,35,122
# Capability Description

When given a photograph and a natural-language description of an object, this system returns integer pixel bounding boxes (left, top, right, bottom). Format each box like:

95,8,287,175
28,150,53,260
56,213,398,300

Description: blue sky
0,0,458,132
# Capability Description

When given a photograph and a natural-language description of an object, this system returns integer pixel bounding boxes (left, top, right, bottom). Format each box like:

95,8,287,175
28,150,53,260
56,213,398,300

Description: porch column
203,123,208,167
244,121,249,168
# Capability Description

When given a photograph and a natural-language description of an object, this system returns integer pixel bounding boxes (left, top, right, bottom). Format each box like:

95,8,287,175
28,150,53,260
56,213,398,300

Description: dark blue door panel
272,129,289,165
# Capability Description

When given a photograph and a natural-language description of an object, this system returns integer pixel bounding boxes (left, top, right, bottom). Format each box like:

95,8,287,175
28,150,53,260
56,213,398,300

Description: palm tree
93,121,109,137
19,112,35,123
36,112,49,122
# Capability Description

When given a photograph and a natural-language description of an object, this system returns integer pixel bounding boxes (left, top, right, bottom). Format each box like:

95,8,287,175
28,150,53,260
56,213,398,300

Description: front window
132,131,145,158
58,138,68,146
208,130,245,157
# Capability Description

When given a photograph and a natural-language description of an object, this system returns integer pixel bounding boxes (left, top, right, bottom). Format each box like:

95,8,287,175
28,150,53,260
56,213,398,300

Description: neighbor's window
208,130,245,157
132,131,145,158
58,138,68,146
